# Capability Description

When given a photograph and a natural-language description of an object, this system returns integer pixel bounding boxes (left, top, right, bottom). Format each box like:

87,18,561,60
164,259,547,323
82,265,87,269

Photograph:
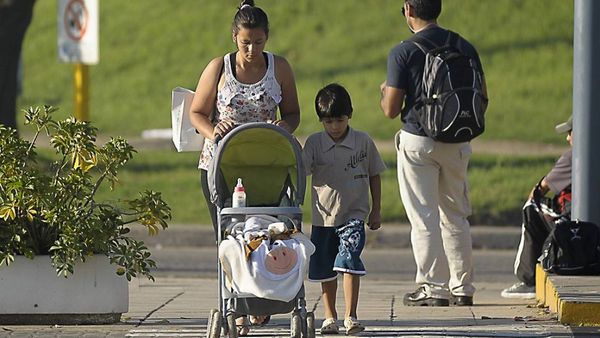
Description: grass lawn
87,148,554,226
19,0,573,144
17,0,572,226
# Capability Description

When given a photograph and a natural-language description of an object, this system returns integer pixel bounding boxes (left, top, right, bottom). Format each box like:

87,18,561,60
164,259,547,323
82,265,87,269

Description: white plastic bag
171,87,204,152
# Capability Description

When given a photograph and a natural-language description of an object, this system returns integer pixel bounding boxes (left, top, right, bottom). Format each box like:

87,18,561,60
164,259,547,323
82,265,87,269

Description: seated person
501,116,572,299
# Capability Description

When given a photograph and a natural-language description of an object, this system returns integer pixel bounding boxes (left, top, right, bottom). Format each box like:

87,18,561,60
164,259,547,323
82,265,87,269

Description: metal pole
74,63,89,121
572,0,600,225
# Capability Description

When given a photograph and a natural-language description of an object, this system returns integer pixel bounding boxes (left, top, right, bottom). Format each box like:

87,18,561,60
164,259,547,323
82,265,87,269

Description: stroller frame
205,123,315,338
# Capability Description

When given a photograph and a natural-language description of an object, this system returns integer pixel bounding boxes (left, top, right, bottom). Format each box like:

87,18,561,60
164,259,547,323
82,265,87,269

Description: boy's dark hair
233,0,269,37
405,0,442,21
315,83,353,120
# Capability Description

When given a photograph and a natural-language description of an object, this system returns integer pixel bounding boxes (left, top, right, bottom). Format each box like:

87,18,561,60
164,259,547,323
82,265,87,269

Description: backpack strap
409,31,460,54
446,31,461,52
407,34,437,54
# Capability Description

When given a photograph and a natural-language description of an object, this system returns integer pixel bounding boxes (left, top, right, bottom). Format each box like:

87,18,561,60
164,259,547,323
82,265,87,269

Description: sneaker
451,294,473,306
403,286,450,306
320,318,339,335
344,317,365,335
501,282,536,299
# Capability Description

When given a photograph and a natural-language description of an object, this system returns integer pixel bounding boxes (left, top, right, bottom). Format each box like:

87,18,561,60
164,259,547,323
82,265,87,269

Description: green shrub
0,106,171,281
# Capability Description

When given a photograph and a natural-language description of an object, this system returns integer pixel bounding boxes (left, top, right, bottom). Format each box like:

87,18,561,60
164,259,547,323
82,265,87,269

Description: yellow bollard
74,63,89,121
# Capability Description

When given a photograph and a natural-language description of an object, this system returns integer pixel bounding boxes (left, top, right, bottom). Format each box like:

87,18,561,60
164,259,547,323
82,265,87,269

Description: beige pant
396,131,475,298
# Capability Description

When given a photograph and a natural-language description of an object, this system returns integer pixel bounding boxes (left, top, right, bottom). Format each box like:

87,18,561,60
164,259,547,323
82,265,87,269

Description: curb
131,224,522,250
535,264,600,326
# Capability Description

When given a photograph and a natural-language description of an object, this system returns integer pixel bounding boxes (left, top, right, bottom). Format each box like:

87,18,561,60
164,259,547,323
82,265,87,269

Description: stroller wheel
206,309,221,338
290,311,302,338
226,313,239,338
305,312,315,338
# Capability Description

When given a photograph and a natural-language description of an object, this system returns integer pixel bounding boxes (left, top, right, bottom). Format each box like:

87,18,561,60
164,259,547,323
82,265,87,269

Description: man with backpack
380,0,487,306
501,116,573,299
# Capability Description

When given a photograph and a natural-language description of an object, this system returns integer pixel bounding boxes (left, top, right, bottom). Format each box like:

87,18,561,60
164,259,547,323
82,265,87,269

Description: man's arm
380,82,405,119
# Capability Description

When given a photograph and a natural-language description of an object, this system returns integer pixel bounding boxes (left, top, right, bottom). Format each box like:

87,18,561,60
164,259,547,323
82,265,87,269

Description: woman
190,0,300,233
188,0,300,335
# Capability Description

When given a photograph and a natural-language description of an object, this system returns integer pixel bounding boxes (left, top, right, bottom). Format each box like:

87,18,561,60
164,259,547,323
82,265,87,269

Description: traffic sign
58,0,98,64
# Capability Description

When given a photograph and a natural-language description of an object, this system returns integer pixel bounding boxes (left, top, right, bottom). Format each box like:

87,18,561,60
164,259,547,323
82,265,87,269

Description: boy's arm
368,174,382,230
301,138,314,176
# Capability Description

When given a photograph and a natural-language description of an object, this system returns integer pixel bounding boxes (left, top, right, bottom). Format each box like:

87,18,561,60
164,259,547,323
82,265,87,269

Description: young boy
303,83,386,335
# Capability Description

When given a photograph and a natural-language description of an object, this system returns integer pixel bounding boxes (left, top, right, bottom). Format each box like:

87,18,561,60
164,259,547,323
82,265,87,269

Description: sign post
74,63,89,121
573,0,600,225
58,0,98,121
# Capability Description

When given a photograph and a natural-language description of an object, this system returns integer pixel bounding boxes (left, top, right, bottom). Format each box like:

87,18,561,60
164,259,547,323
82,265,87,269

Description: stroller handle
213,123,244,145
213,134,223,144
214,121,290,145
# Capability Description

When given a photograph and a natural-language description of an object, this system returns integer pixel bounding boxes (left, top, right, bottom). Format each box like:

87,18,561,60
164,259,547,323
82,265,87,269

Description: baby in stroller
219,214,314,303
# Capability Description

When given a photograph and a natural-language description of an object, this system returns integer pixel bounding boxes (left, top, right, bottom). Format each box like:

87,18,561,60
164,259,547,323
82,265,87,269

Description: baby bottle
231,178,246,226
232,178,246,208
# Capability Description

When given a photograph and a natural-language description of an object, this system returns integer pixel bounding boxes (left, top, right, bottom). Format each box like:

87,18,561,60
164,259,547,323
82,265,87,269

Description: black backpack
540,219,600,275
409,32,488,143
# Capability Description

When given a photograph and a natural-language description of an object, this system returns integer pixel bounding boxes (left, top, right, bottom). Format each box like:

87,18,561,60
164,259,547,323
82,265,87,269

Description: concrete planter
0,255,128,324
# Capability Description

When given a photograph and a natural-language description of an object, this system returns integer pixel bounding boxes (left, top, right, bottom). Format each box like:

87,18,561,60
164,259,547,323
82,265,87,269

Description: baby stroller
205,123,316,338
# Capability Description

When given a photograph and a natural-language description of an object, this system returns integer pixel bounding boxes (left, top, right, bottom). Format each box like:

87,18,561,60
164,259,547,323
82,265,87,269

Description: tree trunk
0,0,36,131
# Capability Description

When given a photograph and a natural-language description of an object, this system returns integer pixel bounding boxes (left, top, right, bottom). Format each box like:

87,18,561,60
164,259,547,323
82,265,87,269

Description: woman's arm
273,55,300,133
189,57,234,141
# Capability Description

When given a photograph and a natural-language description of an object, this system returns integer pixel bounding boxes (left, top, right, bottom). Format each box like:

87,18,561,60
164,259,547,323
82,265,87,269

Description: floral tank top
198,52,282,170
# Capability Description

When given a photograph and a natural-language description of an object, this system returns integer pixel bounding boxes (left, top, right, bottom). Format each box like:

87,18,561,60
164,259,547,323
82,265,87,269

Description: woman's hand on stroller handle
268,119,292,133
212,119,237,142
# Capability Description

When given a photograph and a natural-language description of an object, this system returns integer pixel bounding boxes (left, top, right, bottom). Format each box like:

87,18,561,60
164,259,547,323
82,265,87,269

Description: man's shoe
500,282,535,299
451,295,473,306
403,286,449,306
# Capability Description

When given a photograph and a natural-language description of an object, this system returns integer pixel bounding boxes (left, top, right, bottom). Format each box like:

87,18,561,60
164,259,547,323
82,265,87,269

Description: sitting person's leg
502,202,554,299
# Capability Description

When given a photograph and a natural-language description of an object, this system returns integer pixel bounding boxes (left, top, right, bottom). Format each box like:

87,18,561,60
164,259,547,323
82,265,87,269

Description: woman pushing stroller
189,1,301,335
189,0,301,237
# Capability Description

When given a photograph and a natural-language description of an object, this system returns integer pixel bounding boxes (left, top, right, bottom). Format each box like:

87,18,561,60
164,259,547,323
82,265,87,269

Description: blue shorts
308,219,366,282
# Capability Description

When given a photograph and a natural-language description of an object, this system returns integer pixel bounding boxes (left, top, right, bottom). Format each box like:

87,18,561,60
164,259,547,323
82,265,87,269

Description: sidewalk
133,224,600,328
2,226,599,337
1,275,593,337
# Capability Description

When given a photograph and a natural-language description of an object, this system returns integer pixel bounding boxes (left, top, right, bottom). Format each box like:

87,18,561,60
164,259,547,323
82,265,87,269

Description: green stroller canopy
209,123,305,208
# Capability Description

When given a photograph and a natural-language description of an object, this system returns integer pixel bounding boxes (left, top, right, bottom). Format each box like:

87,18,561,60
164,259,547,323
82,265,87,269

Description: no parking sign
58,0,98,64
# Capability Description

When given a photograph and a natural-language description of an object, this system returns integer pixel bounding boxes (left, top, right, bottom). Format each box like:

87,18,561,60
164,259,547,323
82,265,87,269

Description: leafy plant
0,106,171,281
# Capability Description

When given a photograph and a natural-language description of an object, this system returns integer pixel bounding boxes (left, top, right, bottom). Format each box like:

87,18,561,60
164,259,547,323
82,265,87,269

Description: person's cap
555,115,572,134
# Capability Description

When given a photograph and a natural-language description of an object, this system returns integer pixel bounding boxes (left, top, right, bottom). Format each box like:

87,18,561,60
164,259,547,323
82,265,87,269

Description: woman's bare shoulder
272,54,294,79
272,54,291,67
207,56,225,70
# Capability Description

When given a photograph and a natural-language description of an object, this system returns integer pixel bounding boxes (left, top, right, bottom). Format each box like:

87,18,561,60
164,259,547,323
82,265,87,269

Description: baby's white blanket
219,230,315,302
